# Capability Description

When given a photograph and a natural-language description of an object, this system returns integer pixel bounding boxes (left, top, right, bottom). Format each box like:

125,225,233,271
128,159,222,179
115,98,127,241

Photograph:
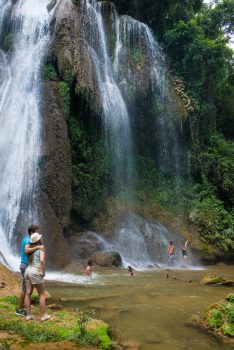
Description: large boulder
66,231,108,261
203,294,234,340
92,251,122,267
188,294,234,342
0,263,21,297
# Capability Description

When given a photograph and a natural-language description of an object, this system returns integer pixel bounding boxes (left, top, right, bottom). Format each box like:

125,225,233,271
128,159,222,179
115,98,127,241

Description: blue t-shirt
20,236,31,265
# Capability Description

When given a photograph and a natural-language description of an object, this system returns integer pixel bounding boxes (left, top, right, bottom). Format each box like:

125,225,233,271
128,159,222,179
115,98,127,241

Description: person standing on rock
167,241,176,266
24,232,50,322
15,225,44,316
182,240,189,267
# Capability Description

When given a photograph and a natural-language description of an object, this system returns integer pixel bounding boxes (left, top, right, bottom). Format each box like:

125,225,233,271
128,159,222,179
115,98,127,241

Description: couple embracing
16,224,50,322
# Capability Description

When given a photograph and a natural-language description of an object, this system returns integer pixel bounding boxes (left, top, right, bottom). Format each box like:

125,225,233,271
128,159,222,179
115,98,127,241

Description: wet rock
201,294,234,341
201,276,234,286
66,231,107,261
0,282,6,289
226,294,234,302
47,0,57,11
50,0,97,108
92,251,122,267
0,264,21,297
35,81,72,269
48,303,63,310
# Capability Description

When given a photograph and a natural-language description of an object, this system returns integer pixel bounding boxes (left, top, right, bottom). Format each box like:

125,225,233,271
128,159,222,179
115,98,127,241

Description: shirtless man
167,241,176,266
85,260,93,276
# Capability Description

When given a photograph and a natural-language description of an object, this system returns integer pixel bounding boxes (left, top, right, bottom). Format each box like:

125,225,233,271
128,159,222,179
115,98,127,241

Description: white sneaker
26,315,34,321
41,314,51,322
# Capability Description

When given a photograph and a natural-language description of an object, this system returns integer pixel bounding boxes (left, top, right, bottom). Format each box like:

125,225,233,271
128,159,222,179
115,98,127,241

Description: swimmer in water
128,266,134,276
85,259,93,276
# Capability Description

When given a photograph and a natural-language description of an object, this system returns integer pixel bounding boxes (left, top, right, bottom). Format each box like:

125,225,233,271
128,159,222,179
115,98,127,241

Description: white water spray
0,0,54,269
81,0,133,194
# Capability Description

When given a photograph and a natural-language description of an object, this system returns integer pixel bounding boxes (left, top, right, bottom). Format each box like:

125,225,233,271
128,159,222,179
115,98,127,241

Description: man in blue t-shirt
15,224,44,316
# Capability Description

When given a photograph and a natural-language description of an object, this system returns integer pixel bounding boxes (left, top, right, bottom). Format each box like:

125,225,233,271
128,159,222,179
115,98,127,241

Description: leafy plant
76,311,93,335
42,64,58,81
58,81,71,119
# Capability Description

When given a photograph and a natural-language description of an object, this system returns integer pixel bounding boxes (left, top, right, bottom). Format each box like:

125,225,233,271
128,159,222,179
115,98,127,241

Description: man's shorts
20,264,28,293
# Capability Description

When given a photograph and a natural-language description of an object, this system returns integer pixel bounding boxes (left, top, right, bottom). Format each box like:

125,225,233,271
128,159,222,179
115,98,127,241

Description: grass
0,296,112,349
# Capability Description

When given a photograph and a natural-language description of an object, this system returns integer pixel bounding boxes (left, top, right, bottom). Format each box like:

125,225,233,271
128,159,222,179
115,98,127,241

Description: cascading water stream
112,14,183,182
0,0,54,269
83,3,190,268
81,0,133,195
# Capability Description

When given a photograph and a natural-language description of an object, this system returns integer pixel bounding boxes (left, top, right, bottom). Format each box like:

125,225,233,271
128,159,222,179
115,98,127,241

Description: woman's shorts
25,266,44,285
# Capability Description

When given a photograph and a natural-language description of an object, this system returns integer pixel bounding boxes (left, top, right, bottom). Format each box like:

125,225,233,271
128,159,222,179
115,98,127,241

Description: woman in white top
24,232,50,322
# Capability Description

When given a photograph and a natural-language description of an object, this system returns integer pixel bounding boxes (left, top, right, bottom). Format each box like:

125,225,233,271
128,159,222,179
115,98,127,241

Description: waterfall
0,0,54,269
80,2,190,267
81,0,133,195
112,14,184,184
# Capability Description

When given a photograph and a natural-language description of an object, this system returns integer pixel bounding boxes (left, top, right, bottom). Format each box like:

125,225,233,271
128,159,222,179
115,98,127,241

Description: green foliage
1,295,18,305
69,117,109,221
113,0,202,39
205,295,234,338
134,155,194,214
60,58,73,85
94,324,112,350
3,33,14,52
131,47,142,65
227,303,234,323
207,309,224,328
190,186,234,251
42,64,58,81
227,294,234,303
221,322,234,336
58,82,70,119
192,135,234,205
0,298,112,348
164,2,234,140
76,311,93,335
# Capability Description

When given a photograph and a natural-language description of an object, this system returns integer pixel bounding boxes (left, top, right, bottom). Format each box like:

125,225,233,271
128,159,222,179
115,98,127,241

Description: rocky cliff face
49,0,98,109
37,81,72,269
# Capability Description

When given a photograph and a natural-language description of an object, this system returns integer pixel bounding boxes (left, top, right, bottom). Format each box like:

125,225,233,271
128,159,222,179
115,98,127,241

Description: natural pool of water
47,265,234,350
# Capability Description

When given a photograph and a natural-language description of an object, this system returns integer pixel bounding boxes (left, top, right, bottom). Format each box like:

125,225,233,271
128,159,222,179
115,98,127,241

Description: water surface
47,265,234,350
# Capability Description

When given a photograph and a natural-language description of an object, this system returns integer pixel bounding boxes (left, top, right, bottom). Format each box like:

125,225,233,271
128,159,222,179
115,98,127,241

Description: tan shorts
25,266,44,285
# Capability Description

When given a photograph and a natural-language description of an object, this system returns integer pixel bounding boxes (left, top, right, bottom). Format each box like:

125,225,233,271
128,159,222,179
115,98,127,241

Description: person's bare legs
183,255,188,267
35,283,45,316
25,280,33,316
18,291,25,310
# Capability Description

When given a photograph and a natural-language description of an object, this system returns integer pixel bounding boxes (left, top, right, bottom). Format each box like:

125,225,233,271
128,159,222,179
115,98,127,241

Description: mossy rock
201,275,234,286
226,294,234,303
201,294,234,342
0,296,112,349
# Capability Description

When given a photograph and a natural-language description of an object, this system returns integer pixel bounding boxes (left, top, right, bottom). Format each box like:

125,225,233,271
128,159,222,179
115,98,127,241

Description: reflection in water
47,265,234,350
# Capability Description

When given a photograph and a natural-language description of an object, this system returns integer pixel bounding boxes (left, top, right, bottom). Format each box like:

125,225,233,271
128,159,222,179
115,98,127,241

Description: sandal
41,314,51,322
26,315,34,321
